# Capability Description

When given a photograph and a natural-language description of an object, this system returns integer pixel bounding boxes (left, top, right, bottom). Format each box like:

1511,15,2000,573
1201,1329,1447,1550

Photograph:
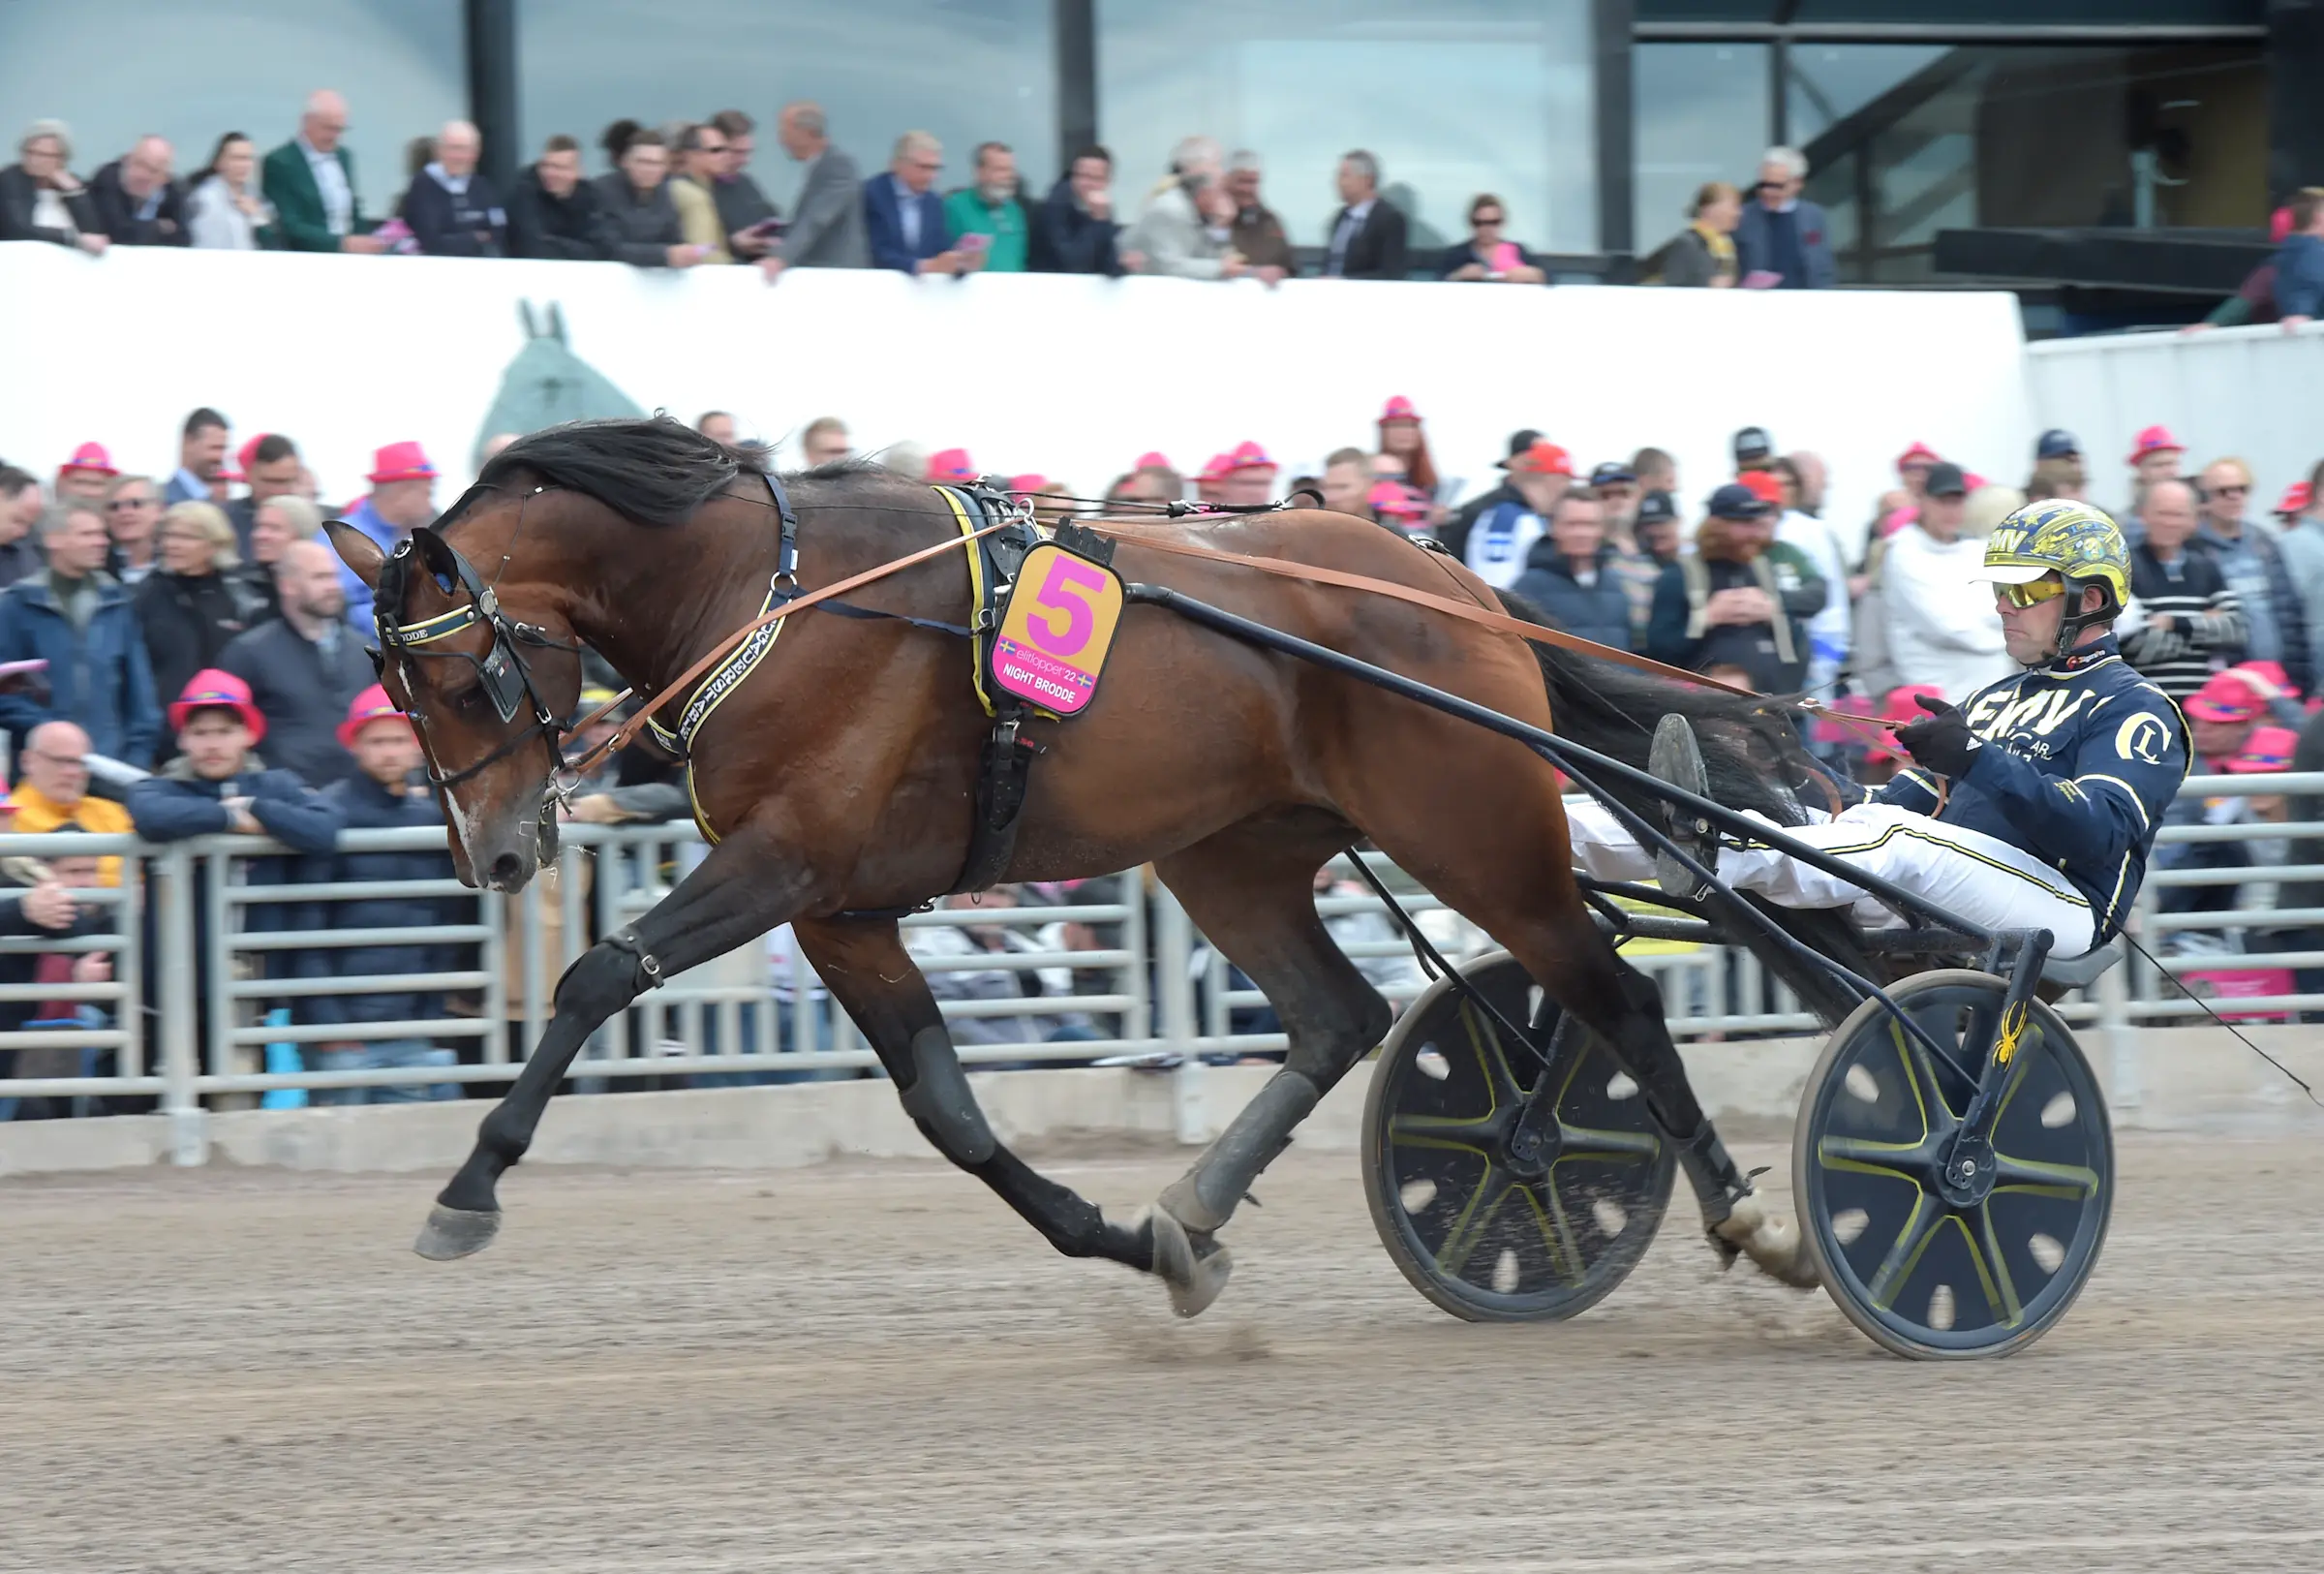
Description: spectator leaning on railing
0,499,161,767
1662,182,1741,288
184,132,278,251
944,141,1030,272
867,130,972,276
262,90,384,255
707,108,780,260
1029,144,1131,275
1221,151,1291,280
399,119,506,259
7,721,134,886
507,135,606,262
294,685,460,1105
593,123,700,269
1439,194,1547,285
1125,136,1243,281
2275,186,2324,329
0,119,106,253
666,123,733,263
89,136,186,247
219,539,376,788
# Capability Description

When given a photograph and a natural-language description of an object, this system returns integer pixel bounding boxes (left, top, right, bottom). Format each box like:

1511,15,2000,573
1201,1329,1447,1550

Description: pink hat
366,441,438,485
2274,480,2311,517
925,448,977,483
1131,450,1173,473
2225,725,2297,773
58,442,117,479
236,434,271,474
1005,473,1052,498
336,683,409,748
1962,471,1989,491
1195,452,1232,483
1507,440,1573,478
1895,441,1940,472
2232,660,2292,699
2186,668,2271,724
2272,206,2294,244
1365,480,1428,520
2125,424,2183,465
169,668,267,743
1225,440,1277,474
1379,395,1421,423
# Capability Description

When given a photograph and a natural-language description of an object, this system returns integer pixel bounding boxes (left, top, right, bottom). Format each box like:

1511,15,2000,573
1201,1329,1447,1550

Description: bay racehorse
327,417,1841,1312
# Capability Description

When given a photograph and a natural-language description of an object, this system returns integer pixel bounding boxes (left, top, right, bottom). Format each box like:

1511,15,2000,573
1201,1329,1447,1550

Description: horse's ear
545,303,567,344
323,519,386,591
517,300,540,339
410,526,461,594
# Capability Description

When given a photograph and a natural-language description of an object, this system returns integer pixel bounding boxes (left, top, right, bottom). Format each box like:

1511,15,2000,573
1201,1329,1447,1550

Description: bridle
372,486,585,798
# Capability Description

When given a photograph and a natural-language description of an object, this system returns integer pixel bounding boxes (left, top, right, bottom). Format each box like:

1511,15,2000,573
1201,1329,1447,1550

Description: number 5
1026,555,1107,659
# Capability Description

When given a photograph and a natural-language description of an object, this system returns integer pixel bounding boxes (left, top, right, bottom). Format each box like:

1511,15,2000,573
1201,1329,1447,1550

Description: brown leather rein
562,512,1892,780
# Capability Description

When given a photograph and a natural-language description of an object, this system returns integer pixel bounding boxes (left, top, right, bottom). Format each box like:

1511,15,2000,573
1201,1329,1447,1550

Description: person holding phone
1436,194,1544,283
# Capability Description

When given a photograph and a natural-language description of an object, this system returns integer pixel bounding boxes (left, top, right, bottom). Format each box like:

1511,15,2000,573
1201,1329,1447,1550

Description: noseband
375,524,582,793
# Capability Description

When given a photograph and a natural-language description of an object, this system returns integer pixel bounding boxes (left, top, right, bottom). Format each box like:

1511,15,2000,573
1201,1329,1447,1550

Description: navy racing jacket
1875,637,2188,941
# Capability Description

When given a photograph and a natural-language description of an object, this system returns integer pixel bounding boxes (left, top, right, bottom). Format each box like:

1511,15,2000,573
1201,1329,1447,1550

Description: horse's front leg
416,826,817,1259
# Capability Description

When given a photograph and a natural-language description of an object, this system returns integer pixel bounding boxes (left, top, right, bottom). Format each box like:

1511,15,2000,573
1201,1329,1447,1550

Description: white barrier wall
0,242,2034,538
2029,323,2324,511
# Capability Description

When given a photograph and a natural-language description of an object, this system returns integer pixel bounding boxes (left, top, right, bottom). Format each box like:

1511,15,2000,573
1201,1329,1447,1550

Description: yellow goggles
1995,574,2067,608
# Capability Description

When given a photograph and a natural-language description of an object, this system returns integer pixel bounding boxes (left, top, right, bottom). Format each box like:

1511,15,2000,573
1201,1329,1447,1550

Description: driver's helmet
1970,499,2131,619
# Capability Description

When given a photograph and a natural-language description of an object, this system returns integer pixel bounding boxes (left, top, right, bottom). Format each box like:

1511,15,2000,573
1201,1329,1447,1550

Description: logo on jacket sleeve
2115,712,2171,764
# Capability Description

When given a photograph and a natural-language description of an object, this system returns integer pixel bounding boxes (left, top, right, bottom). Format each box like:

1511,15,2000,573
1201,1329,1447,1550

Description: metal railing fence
0,772,2314,1157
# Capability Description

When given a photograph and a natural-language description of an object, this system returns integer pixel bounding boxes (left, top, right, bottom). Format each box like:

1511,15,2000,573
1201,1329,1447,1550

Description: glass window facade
1801,44,2266,282
1633,43,1769,257
516,0,1056,187
0,0,465,216
1096,0,1598,259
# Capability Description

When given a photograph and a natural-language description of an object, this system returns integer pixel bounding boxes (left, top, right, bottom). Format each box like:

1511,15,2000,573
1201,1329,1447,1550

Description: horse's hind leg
1358,787,1819,1288
792,914,1153,1274
1144,821,1396,1316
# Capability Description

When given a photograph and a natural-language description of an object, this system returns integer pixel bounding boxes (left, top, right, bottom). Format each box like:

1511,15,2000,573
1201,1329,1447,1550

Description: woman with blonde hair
1662,181,1740,287
135,502,269,702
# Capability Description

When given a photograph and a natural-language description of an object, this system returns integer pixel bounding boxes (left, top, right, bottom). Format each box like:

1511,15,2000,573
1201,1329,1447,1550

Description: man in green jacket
261,91,385,255
941,141,1029,272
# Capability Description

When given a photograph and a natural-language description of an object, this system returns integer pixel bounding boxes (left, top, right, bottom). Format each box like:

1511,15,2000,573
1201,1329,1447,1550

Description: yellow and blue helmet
1972,500,2131,608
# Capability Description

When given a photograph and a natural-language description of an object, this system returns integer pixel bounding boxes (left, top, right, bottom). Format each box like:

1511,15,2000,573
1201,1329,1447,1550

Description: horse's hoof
1147,1205,1235,1318
1709,1194,1819,1289
414,1203,503,1261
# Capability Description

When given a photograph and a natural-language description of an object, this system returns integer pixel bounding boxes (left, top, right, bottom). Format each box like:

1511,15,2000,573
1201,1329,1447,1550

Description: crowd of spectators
6,89,1920,291
7,357,2324,1109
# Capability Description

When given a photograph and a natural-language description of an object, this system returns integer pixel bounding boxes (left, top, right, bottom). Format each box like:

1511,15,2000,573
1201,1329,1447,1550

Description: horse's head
327,493,584,891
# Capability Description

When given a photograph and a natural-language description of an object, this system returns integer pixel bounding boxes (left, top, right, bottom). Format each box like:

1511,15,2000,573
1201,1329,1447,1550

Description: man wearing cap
1731,426,1775,475
1221,442,1278,509
55,443,118,504
1631,490,1682,569
1463,441,1570,590
1880,461,2009,701
2152,668,2283,919
164,409,231,508
2035,429,2080,469
127,668,343,849
336,441,439,629
221,539,378,787
297,686,462,1104
2192,457,2308,696
2124,424,2183,530
0,498,160,766
1646,481,1825,694
1440,429,1541,563
1577,501,2187,961
1893,441,1940,501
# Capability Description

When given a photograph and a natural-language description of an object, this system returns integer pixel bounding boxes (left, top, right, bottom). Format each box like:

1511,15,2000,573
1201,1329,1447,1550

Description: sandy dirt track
4,1130,2321,1572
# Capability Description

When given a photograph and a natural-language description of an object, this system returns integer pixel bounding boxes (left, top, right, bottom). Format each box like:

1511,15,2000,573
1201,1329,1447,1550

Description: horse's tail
1490,588,1813,830
1493,587,1872,1020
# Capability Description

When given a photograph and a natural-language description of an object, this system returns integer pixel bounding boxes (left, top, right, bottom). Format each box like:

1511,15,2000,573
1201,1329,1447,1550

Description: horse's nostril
489,852,524,887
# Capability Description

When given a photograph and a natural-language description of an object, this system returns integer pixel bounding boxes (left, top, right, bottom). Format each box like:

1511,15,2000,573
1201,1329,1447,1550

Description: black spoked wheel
1361,951,1675,1322
1794,969,2113,1360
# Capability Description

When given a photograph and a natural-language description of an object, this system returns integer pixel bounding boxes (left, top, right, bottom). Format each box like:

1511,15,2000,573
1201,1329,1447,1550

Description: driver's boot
1649,715,1716,899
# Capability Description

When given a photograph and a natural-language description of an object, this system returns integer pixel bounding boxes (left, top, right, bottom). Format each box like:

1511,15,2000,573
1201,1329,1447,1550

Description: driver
1565,501,2188,958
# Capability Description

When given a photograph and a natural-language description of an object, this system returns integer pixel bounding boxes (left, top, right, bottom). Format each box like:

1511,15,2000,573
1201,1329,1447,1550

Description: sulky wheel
1794,969,2113,1360
1361,951,1675,1322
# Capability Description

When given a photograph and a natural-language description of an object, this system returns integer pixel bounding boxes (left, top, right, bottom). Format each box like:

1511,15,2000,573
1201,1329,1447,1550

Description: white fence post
152,847,204,1165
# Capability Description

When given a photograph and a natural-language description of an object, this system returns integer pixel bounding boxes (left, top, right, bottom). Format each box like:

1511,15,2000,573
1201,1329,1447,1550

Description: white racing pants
1564,798,2101,959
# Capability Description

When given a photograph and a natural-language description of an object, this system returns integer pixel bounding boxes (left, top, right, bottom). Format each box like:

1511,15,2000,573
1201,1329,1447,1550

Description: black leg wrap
897,1025,995,1165
1674,1124,1750,1221
1159,1069,1319,1232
